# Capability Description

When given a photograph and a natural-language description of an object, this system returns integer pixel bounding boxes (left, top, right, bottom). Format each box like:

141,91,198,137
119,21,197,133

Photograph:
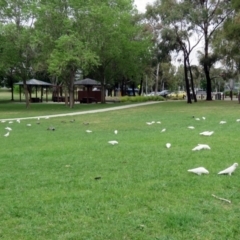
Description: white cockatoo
5,127,12,131
195,118,200,121
27,124,31,126
188,126,195,129
166,143,171,148
86,130,92,133
188,167,209,175
192,144,211,151
218,163,238,176
199,131,214,136
161,128,166,132
114,130,118,134
220,121,226,124
202,117,206,120
108,140,118,145
4,132,10,137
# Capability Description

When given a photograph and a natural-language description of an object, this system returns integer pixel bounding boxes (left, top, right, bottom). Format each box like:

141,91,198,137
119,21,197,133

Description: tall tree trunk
131,83,136,96
184,57,192,104
187,58,197,102
23,80,30,108
154,63,159,95
139,76,143,95
204,62,212,100
68,71,75,108
204,36,212,100
64,87,68,106
101,83,105,103
100,75,105,103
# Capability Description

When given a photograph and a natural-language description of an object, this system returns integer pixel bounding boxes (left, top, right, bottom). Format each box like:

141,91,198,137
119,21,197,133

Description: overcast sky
134,0,155,13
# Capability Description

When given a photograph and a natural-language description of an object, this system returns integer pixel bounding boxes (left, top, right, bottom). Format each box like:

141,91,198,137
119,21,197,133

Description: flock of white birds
1,114,239,177
145,116,239,177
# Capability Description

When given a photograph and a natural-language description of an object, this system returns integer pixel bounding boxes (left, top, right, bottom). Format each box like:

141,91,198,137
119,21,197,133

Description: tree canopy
0,0,239,106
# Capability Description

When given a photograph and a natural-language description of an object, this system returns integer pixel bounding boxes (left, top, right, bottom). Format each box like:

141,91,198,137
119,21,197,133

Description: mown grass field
0,100,240,239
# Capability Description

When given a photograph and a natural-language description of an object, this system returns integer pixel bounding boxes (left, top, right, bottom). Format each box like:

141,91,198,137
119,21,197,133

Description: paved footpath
0,101,162,121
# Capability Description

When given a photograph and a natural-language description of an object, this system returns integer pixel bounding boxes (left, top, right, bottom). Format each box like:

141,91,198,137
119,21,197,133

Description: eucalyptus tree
145,0,203,103
212,0,240,87
185,0,233,100
144,4,174,95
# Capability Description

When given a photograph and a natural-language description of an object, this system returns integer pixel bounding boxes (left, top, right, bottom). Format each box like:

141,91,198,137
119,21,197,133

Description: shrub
119,95,165,103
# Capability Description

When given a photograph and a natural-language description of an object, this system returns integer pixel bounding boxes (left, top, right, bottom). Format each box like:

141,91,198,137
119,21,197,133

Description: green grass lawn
1,101,240,239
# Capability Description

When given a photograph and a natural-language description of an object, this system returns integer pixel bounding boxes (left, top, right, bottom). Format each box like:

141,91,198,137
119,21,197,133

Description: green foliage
48,34,99,77
120,95,165,102
224,90,238,97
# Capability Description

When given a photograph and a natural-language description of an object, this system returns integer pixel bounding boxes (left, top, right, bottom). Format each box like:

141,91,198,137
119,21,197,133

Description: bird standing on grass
108,140,118,145
199,131,214,136
166,143,171,148
192,144,211,151
4,132,10,137
188,167,209,175
218,163,238,176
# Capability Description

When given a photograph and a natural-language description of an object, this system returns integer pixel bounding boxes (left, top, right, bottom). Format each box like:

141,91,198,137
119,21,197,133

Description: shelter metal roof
15,79,53,86
74,78,101,86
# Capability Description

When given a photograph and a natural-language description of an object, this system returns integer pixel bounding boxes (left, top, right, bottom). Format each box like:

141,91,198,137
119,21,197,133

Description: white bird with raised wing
108,140,118,145
192,144,211,151
218,163,238,176
188,167,209,175
199,131,214,136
